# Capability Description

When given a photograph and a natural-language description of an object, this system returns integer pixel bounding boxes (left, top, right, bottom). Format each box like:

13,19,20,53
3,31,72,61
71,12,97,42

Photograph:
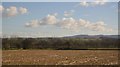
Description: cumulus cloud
57,18,78,30
1,5,28,17
93,0,107,5
79,0,107,7
80,1,89,7
25,14,113,32
67,18,111,32
25,14,57,27
78,19,91,27
53,13,58,16
78,19,112,32
6,6,18,17
41,14,57,25
25,20,39,27
64,10,75,17
0,5,4,13
19,7,28,14
87,21,107,31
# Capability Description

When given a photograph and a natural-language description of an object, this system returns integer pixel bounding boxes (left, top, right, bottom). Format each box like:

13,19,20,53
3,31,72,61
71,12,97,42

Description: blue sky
2,2,118,37
2,0,120,2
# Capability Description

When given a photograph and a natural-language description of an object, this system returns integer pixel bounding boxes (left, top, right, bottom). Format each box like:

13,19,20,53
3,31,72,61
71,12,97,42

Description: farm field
2,50,119,65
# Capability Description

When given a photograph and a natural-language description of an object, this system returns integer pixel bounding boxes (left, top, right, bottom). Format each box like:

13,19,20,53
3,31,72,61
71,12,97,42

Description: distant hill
2,34,119,39
64,35,119,39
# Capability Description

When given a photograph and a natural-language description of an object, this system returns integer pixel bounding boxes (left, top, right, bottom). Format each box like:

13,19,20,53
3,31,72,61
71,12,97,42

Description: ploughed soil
2,50,119,65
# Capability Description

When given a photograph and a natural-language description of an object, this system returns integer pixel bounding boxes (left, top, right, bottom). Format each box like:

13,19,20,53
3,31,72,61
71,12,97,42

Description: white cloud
80,1,89,7
0,5,4,13
26,14,57,27
6,6,18,17
93,0,107,5
79,0,107,7
2,5,28,17
96,21,106,26
41,14,57,25
64,10,75,17
19,7,28,14
58,18,113,32
107,28,113,32
25,14,113,32
58,18,78,30
53,13,58,16
83,21,112,32
78,19,112,32
78,19,90,27
25,20,39,27
88,22,106,31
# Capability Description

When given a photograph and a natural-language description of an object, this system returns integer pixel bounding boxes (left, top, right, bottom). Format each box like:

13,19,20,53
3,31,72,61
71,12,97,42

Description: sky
1,1,119,37
2,0,120,2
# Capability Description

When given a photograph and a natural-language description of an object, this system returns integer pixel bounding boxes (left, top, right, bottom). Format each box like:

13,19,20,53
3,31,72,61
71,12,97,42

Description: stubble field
2,50,119,65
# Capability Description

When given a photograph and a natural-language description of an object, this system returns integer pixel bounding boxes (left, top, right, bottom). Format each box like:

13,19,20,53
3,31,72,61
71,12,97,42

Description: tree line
2,38,119,50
